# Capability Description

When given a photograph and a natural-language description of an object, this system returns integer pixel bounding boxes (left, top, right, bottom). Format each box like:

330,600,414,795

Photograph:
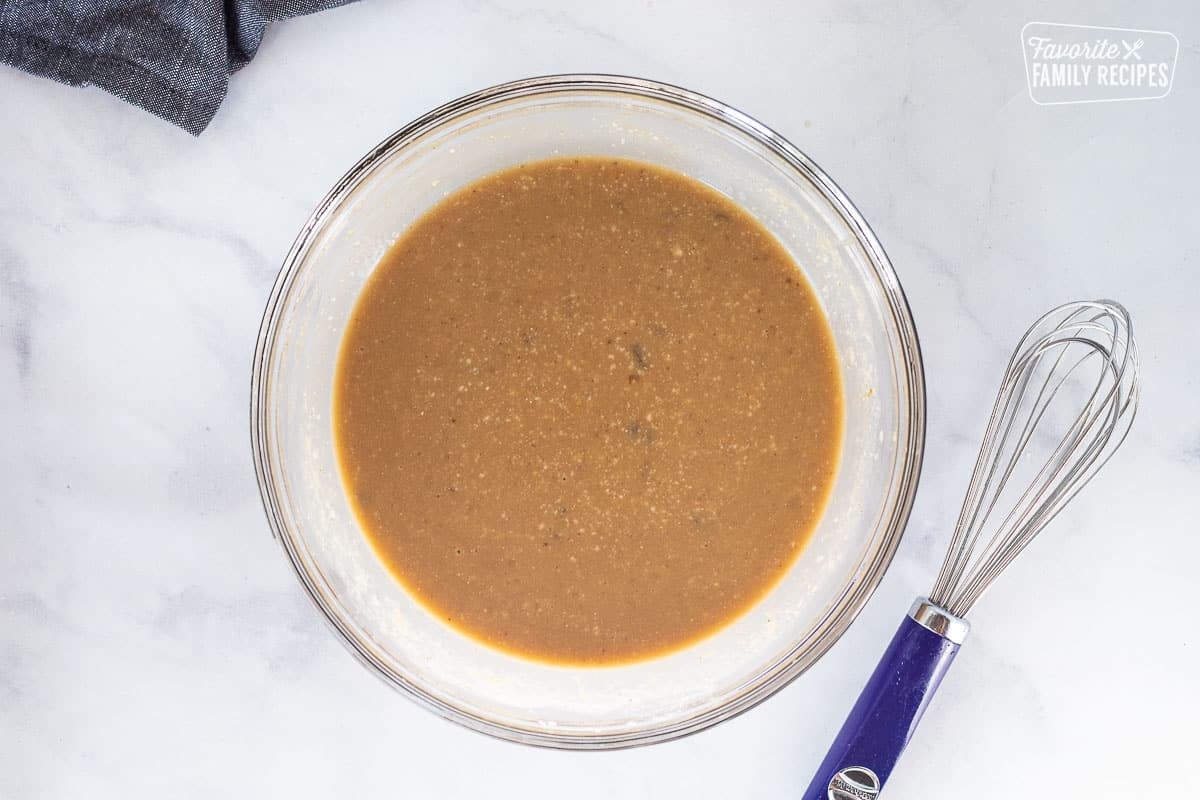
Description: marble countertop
3,1,1197,797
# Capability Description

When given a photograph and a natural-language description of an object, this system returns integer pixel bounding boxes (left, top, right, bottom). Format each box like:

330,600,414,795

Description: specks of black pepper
521,328,537,348
339,156,841,661
629,342,649,370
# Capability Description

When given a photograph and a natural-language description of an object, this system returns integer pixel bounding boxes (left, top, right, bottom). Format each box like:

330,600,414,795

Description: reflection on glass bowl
251,74,925,749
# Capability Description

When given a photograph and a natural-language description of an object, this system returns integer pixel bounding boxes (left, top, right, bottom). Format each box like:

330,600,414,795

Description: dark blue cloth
0,1,356,134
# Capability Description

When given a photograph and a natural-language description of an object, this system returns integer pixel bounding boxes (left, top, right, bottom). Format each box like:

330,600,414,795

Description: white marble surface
2,1,1198,797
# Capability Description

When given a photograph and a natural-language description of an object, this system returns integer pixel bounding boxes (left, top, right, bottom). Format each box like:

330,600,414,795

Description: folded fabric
0,0,357,135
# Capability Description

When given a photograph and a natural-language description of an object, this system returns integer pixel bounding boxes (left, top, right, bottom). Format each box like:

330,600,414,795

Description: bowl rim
250,73,926,749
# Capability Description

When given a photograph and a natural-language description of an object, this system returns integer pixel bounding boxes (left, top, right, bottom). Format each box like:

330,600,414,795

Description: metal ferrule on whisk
907,598,969,645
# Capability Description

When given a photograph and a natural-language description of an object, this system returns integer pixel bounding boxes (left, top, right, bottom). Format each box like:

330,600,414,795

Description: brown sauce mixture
334,157,843,665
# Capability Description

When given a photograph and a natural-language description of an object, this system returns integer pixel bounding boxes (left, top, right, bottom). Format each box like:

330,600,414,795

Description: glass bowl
251,75,924,749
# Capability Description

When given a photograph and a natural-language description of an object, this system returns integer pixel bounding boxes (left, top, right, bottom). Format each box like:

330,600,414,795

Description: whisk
803,300,1139,800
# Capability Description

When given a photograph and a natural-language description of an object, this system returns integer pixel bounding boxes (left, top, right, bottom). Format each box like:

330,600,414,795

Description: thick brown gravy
334,157,843,665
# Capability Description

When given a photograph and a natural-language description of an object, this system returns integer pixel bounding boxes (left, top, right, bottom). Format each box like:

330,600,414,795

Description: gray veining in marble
2,1,1197,797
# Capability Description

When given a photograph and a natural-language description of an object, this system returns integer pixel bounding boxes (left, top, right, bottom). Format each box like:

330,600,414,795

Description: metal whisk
803,300,1139,800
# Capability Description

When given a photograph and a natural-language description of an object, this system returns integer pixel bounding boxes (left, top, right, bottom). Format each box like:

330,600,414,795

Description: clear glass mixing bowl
251,75,924,748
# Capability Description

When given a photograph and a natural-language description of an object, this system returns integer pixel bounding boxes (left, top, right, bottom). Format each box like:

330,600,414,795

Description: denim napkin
0,0,357,134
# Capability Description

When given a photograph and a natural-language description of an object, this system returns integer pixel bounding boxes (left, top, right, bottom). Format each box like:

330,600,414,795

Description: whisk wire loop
929,301,1139,617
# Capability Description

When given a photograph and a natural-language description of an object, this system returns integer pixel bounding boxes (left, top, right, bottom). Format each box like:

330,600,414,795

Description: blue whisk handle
801,599,968,799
